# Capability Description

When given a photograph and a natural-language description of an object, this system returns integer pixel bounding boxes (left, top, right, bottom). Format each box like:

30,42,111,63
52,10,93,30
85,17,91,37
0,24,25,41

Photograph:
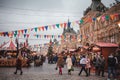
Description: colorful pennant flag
56,24,59,28
45,26,48,30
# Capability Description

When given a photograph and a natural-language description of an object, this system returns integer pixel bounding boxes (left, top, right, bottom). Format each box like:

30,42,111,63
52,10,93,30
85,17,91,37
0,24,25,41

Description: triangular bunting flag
60,23,63,28
28,28,31,33
64,23,67,28
14,34,17,37
102,16,105,21
14,31,17,34
68,22,71,28
27,34,29,38
24,34,26,38
80,20,84,24
110,14,115,20
56,24,59,28
24,29,27,33
36,35,39,38
92,18,96,21
21,30,24,34
72,22,75,26
105,15,110,20
48,25,52,30
53,25,56,29
34,28,38,32
45,26,48,30
38,27,41,31
52,35,54,38
42,27,44,31
44,35,46,38
18,30,21,34
76,21,79,24
97,16,101,22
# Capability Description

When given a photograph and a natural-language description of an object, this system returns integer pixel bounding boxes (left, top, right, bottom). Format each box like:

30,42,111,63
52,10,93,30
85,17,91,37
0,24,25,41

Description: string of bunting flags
34,34,62,39
0,20,79,38
79,13,120,24
0,13,120,39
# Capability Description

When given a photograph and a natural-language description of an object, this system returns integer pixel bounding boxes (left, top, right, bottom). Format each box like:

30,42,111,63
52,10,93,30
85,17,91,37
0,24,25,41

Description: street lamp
117,22,120,32
118,23,120,28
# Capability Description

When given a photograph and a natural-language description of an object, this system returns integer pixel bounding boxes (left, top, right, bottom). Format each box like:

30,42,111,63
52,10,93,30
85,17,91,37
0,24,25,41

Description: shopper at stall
107,53,116,80
98,55,105,77
86,55,91,76
93,54,101,76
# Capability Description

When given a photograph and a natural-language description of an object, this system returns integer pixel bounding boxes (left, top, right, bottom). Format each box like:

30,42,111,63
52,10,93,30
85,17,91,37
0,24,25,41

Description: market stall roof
83,46,89,49
69,49,76,52
0,41,9,49
95,42,118,47
1,40,16,50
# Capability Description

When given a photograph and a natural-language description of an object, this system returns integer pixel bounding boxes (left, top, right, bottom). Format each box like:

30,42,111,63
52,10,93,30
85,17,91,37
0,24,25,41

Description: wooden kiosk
94,42,118,68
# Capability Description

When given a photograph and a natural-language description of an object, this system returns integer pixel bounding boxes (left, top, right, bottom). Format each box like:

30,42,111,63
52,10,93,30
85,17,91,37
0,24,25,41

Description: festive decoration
45,26,48,30
56,24,59,28
80,19,84,24
0,13,119,39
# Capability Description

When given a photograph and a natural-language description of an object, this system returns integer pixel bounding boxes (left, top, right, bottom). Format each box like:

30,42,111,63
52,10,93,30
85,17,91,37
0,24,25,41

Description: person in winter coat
66,55,73,75
14,51,23,75
98,55,105,77
56,55,64,75
107,53,116,80
86,56,91,76
94,55,101,76
78,55,88,77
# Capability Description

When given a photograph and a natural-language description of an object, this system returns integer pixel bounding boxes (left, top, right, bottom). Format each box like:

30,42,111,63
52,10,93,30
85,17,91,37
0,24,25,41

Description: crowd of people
54,44,120,80
6,43,119,80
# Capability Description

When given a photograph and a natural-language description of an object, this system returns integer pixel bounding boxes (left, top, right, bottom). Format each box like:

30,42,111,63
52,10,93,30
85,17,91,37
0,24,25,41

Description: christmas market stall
94,42,118,69
0,40,31,67
0,40,17,67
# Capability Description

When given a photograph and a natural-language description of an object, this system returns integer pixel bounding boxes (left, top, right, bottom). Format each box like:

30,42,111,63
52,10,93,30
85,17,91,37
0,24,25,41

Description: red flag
64,23,67,28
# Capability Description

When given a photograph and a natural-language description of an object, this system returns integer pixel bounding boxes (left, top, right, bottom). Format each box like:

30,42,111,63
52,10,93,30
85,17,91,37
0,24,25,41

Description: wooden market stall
94,42,118,69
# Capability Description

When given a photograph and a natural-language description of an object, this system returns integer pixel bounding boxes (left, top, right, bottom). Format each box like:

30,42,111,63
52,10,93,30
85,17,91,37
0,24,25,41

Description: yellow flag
28,28,31,33
49,25,52,30
97,16,101,22
72,22,75,26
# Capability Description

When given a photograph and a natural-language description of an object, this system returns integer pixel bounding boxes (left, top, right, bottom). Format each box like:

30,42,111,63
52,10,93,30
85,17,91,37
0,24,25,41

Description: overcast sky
0,0,116,45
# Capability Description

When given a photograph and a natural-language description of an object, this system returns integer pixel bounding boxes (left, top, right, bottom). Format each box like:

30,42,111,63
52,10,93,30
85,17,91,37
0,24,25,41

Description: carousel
0,40,31,67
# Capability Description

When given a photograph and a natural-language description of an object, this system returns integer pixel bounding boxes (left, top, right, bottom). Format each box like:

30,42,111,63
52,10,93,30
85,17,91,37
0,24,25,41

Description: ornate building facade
60,20,77,51
80,0,120,45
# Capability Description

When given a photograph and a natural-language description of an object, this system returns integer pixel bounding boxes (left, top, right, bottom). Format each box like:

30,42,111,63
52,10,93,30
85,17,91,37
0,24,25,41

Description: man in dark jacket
107,53,116,80
98,55,105,77
14,53,23,75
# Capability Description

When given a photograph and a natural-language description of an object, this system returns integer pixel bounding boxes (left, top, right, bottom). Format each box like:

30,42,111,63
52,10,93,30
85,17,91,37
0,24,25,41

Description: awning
95,42,118,47
69,49,76,52
92,46,101,52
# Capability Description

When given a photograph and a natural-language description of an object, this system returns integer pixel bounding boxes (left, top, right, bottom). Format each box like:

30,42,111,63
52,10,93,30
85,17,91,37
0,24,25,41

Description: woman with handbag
66,55,73,75
56,54,64,75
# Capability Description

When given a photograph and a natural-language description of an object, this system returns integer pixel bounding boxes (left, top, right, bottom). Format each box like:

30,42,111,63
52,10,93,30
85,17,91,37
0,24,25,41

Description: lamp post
118,22,120,43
